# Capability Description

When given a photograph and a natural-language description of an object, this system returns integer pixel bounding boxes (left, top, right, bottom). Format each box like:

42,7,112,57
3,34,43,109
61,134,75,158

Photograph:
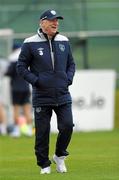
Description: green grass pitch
0,130,119,180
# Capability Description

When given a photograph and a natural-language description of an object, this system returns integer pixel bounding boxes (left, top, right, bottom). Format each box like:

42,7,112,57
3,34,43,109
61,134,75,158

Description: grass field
0,91,119,180
0,130,119,180
115,90,119,128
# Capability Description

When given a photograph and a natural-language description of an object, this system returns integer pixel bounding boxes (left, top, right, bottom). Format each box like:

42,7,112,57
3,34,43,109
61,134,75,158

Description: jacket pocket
37,71,68,88
38,71,55,88
55,71,68,87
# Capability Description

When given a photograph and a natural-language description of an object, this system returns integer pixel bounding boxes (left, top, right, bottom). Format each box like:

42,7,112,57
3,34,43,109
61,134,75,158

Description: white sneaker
40,166,51,174
0,124,7,135
53,154,67,173
10,125,21,138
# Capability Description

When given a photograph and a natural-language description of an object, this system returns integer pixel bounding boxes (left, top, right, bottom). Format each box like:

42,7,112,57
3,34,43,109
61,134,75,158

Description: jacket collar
37,28,59,40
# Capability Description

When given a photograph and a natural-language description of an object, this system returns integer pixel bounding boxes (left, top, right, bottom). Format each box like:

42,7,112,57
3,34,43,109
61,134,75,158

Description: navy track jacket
17,29,75,107
5,61,30,93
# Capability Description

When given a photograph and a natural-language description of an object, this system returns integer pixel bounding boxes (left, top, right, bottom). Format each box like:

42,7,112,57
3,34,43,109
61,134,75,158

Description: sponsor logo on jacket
37,48,44,56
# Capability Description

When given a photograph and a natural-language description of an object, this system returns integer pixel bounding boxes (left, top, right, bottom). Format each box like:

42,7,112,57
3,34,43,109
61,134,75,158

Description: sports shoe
26,125,33,137
53,154,67,173
21,124,33,137
0,124,7,135
40,166,51,174
10,125,21,138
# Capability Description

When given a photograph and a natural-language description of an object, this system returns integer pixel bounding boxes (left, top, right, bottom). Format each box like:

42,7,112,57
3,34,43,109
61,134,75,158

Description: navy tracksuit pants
34,103,74,168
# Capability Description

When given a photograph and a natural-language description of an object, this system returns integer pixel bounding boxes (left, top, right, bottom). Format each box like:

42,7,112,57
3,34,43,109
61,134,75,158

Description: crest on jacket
37,48,44,56
59,44,65,52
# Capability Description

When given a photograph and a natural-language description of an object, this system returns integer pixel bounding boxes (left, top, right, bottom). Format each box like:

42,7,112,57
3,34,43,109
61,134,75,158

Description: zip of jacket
49,39,55,70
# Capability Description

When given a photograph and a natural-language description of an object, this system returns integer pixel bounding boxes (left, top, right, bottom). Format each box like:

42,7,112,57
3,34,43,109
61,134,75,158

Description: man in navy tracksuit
17,9,75,174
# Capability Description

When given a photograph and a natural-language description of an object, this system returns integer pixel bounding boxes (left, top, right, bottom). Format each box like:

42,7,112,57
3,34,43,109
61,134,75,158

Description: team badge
37,48,44,56
51,10,56,15
35,107,42,113
59,44,65,52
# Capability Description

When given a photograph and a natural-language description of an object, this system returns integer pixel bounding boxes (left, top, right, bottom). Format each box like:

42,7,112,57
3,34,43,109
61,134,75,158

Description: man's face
40,18,59,37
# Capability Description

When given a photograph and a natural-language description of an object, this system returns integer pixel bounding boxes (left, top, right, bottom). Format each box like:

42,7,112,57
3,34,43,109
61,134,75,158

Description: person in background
0,103,7,135
5,47,33,137
0,59,8,135
17,9,75,174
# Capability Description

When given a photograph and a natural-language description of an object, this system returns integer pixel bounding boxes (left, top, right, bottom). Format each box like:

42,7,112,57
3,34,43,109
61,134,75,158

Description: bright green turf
0,130,119,180
115,90,119,128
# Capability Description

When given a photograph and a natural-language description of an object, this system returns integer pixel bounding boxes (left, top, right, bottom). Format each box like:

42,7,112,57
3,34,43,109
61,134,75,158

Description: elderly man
17,9,75,174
